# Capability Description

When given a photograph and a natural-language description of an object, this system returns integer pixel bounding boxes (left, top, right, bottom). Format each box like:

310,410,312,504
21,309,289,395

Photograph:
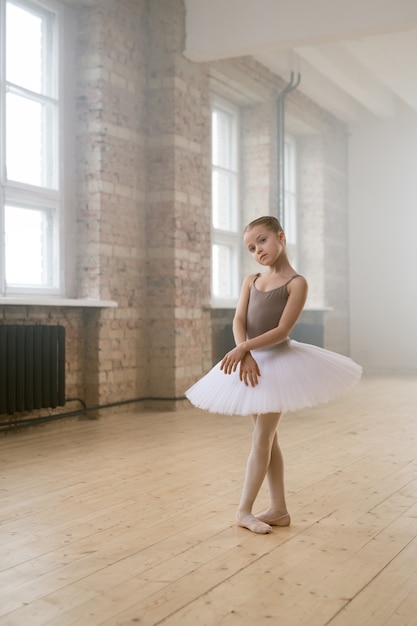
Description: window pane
6,92,57,188
284,140,295,192
5,205,54,286
212,108,235,169
212,243,237,299
212,169,237,231
284,138,297,246
284,192,297,246
6,1,55,96
211,102,239,302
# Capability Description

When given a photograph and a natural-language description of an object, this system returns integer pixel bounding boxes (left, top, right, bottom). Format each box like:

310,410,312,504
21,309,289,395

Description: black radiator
0,325,65,415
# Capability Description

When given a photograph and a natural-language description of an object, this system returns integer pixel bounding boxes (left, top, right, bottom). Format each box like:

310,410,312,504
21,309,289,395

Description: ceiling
183,0,417,124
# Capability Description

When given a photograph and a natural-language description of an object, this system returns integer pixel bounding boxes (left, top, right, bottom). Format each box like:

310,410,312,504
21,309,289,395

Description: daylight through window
211,100,240,305
0,0,60,294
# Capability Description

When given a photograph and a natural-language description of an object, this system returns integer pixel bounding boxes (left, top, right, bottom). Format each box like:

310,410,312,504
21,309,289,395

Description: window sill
206,304,333,312
207,298,238,310
303,306,333,312
0,297,118,308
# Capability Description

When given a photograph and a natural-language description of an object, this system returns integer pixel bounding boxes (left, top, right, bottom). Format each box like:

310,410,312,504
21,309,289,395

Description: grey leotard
246,274,300,340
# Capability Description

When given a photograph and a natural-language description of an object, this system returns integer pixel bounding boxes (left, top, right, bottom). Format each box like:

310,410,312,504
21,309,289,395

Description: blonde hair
244,215,283,234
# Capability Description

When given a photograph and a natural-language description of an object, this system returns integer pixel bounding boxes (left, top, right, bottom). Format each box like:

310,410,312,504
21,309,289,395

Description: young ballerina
186,216,362,534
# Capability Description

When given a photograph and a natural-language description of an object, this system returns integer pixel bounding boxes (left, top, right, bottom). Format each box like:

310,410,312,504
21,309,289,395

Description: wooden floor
1,375,417,626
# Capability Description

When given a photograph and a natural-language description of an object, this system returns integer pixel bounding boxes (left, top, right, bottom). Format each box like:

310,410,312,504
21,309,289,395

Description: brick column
75,0,149,406
147,0,212,402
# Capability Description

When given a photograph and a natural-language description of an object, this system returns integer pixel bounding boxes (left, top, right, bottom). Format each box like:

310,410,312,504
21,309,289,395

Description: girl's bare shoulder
288,274,308,296
291,274,308,286
243,272,260,286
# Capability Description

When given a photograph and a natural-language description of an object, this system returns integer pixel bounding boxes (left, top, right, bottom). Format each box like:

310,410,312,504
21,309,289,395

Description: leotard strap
252,273,302,288
285,274,301,287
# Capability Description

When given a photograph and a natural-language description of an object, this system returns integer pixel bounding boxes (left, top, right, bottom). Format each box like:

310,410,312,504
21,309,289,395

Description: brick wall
0,0,350,423
146,0,212,400
74,0,149,406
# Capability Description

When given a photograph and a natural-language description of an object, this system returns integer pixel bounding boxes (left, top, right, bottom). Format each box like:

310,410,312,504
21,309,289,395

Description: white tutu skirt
185,339,362,416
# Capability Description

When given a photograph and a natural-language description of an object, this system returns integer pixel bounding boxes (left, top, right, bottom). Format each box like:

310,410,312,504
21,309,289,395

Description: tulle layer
185,339,362,415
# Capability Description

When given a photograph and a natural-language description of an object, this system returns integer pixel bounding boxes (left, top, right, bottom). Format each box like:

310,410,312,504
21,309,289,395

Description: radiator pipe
0,395,187,433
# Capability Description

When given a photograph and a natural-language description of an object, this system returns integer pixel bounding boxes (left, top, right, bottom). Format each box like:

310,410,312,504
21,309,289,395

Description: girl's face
243,225,286,266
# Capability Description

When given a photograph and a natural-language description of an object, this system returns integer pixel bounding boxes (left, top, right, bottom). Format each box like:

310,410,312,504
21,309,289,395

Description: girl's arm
221,276,308,375
222,274,261,386
232,274,255,346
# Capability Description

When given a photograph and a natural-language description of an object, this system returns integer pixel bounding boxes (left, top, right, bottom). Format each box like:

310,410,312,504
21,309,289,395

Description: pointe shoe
255,511,291,527
237,515,272,534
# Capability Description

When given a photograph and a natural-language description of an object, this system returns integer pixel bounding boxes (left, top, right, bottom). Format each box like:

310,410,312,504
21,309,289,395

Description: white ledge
208,304,333,312
303,306,333,312
0,297,118,308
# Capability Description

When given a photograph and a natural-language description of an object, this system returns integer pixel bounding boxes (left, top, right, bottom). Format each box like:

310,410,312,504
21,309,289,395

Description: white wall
349,102,417,373
184,0,417,63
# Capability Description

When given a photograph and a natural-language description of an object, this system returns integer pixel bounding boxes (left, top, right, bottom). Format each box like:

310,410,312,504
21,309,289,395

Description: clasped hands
220,345,261,387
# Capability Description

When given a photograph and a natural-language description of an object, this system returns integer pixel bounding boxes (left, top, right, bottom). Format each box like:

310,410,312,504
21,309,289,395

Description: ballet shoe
255,511,291,527
236,514,272,534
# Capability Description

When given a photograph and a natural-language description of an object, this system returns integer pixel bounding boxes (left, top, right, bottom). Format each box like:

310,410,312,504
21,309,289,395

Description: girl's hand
220,347,261,386
220,344,249,375
239,352,261,387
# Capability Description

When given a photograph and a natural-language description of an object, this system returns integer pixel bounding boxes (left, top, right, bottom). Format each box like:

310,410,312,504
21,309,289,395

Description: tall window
211,100,240,305
0,0,61,295
284,135,298,264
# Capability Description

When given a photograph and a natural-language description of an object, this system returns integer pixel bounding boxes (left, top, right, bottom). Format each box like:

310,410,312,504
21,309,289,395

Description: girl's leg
237,412,282,534
256,429,290,526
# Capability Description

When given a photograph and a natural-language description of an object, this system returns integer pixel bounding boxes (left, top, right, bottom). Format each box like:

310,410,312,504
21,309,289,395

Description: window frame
211,97,241,308
0,0,63,296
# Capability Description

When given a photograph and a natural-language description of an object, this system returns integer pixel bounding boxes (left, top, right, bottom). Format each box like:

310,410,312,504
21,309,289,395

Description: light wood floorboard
1,375,417,625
